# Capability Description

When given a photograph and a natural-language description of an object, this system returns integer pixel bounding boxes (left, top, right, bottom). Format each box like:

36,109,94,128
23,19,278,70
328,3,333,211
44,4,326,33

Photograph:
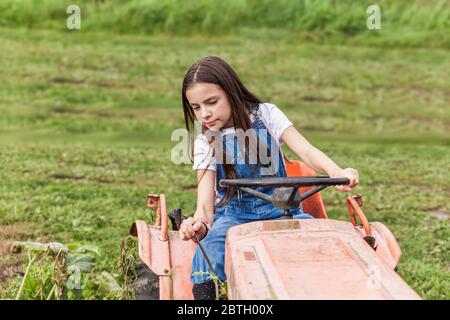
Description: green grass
0,25,449,299
0,0,449,48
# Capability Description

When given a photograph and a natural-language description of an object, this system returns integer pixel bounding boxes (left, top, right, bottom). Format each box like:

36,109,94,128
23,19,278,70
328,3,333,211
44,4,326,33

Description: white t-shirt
192,103,293,171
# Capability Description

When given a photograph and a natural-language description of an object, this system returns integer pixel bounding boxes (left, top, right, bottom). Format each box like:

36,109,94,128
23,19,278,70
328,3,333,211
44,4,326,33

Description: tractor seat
284,160,328,219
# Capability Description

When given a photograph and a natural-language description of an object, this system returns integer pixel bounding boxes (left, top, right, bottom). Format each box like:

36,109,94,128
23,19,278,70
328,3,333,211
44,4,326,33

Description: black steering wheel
219,176,349,219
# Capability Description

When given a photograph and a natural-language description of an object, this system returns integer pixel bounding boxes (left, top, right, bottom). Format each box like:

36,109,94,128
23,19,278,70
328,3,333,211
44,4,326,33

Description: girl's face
186,82,233,130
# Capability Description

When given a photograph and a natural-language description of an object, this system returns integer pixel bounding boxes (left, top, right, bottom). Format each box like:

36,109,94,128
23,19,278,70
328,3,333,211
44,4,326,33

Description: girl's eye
192,106,200,111
208,100,217,105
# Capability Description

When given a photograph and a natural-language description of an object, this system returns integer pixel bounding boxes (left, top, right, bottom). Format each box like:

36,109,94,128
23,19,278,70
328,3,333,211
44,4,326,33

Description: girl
179,56,359,300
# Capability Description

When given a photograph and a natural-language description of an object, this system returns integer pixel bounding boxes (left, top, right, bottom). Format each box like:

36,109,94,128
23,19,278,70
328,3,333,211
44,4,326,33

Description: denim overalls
191,113,313,284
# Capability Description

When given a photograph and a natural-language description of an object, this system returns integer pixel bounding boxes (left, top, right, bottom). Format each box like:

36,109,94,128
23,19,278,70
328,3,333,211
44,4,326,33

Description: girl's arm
281,126,359,192
194,169,215,223
179,169,215,241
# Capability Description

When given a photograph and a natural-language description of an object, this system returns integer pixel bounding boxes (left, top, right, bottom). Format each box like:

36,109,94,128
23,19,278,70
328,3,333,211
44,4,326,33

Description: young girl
179,56,359,300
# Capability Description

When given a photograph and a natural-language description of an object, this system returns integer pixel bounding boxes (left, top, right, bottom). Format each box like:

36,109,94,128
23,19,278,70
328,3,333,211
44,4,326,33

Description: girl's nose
201,107,212,119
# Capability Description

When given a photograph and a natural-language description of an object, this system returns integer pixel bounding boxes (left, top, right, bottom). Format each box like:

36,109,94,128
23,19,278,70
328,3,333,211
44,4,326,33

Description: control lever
168,208,187,231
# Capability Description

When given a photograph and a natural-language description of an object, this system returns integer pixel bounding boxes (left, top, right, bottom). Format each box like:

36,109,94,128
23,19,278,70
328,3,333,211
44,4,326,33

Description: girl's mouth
205,120,217,126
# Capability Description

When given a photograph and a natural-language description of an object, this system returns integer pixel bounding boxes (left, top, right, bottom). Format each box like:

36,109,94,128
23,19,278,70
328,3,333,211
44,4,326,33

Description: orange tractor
130,161,420,300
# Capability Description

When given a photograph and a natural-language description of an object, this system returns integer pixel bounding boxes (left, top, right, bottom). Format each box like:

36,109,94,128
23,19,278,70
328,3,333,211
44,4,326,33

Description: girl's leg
293,212,314,219
191,215,243,285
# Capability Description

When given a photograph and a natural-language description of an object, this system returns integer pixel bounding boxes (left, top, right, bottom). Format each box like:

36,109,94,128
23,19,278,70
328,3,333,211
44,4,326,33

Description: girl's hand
330,168,359,192
179,217,208,242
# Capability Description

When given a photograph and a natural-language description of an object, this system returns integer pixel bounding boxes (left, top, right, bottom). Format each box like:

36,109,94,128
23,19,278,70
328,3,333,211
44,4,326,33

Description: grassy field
0,22,449,299
0,0,449,48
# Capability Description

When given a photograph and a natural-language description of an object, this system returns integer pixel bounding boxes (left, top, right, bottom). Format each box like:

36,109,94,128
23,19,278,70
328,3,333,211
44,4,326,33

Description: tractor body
130,161,420,300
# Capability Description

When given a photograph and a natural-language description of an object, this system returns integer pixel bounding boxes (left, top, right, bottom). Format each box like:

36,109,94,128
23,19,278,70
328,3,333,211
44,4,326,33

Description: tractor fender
130,220,171,277
355,222,402,270
130,220,197,299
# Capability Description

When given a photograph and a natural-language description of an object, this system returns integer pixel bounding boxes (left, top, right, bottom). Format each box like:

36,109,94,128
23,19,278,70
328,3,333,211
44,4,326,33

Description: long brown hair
182,56,262,206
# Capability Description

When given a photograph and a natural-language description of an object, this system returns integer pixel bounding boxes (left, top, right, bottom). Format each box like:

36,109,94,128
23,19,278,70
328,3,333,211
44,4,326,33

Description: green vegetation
0,1,449,299
1,241,124,300
0,0,449,48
